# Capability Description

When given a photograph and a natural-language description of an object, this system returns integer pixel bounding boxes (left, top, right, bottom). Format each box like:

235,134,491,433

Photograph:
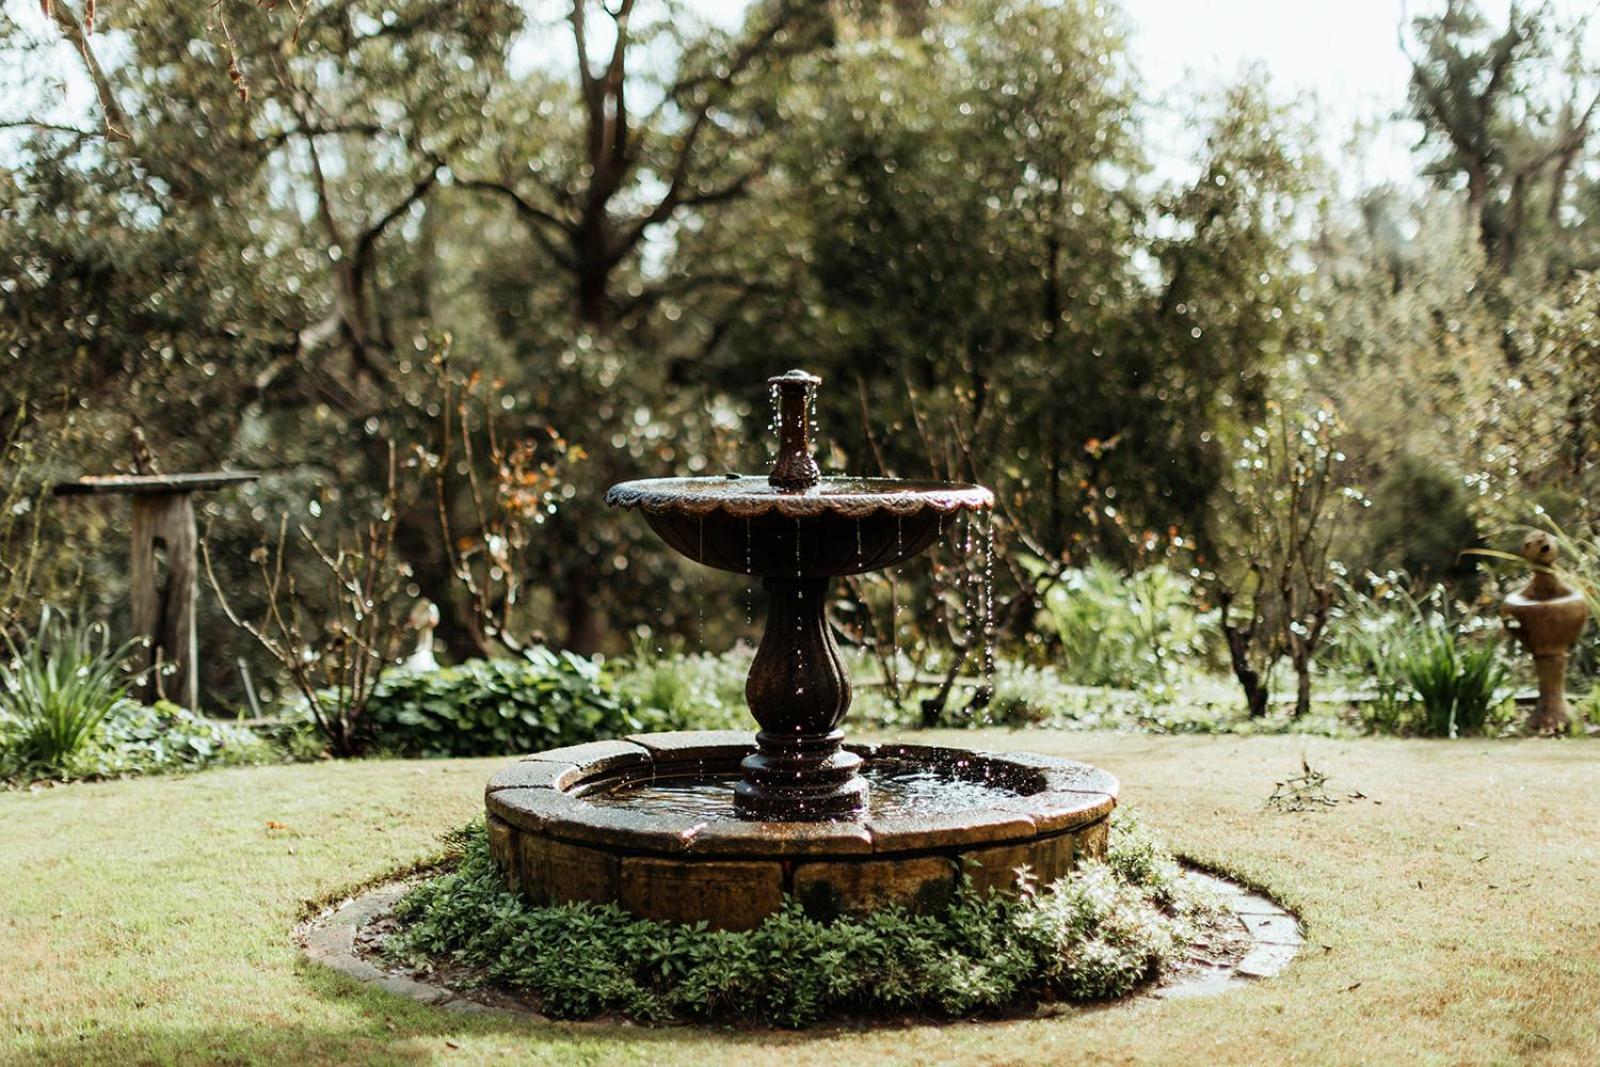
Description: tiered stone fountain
485,371,1118,929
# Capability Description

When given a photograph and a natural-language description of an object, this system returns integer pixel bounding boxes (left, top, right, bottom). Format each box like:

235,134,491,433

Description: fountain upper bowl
606,475,992,577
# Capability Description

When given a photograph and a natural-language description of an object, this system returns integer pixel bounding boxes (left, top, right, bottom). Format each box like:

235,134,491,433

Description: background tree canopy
2,0,1596,708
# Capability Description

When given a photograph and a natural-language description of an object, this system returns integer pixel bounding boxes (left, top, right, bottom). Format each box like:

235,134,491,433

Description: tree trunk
577,267,610,331
575,213,612,331
1293,652,1312,719
561,567,605,654
1222,622,1270,718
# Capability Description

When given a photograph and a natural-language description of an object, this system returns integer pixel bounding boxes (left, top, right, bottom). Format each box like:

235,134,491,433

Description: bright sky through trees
6,0,1597,187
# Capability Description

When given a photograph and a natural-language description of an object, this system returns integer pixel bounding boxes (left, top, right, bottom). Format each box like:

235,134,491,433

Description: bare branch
454,177,578,268
48,0,130,140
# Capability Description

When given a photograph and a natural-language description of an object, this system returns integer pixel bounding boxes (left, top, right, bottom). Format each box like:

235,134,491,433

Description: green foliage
698,4,1315,570
974,661,1082,727
1362,455,1480,586
1398,616,1512,738
369,643,757,758
387,813,1201,1027
1038,562,1211,689
25,700,277,782
611,641,749,732
0,607,140,775
0,608,277,781
1325,577,1415,732
367,650,646,757
1209,401,1354,719
1329,580,1512,737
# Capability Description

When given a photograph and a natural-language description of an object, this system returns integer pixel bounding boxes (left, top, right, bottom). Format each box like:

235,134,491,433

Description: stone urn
1501,532,1590,734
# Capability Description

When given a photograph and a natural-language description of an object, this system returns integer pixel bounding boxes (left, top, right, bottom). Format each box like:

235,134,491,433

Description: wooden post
54,471,258,713
130,492,199,709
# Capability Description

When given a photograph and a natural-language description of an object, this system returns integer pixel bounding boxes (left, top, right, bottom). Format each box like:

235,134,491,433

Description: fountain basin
485,730,1118,930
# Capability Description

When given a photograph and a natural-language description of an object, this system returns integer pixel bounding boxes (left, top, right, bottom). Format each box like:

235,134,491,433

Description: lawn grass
2,731,1597,1065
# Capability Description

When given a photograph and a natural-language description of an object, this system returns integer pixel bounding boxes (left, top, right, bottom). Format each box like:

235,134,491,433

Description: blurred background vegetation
1,0,1596,740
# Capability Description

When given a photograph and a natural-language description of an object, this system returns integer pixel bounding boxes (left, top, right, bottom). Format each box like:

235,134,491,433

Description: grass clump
386,813,1204,1027
0,607,140,774
1399,620,1511,738
1328,580,1513,737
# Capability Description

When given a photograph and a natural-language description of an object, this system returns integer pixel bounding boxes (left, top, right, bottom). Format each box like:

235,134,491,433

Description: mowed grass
2,731,1598,1066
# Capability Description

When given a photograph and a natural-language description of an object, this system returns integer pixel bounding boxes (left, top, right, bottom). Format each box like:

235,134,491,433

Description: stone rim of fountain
485,730,1117,929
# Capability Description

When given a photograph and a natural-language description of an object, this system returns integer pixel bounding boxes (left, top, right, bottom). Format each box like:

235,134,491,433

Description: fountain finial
768,369,822,492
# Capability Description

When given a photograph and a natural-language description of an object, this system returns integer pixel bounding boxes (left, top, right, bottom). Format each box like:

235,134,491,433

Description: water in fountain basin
577,761,1026,821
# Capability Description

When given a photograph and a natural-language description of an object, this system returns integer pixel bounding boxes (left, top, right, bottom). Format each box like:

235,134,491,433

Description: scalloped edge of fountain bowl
604,476,995,519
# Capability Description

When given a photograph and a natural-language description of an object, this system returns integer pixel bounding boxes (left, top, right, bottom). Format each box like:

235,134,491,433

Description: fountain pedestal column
736,576,867,820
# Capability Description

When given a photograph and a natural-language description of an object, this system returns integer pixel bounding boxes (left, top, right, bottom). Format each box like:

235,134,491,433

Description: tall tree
452,0,831,333
1403,0,1600,276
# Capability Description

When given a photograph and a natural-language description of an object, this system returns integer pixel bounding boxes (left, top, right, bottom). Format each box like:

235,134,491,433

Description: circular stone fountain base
484,730,1118,930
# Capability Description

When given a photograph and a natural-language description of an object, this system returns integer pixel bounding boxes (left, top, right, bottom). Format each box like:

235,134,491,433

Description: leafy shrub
1038,561,1211,689
1324,576,1414,732
368,649,648,757
52,700,275,780
612,640,749,732
1361,454,1481,586
1,696,277,784
387,813,1205,1026
0,607,141,775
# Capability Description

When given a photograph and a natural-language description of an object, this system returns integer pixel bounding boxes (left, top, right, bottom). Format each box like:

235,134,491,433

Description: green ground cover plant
1,695,278,786
47,699,276,781
384,814,1203,1027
